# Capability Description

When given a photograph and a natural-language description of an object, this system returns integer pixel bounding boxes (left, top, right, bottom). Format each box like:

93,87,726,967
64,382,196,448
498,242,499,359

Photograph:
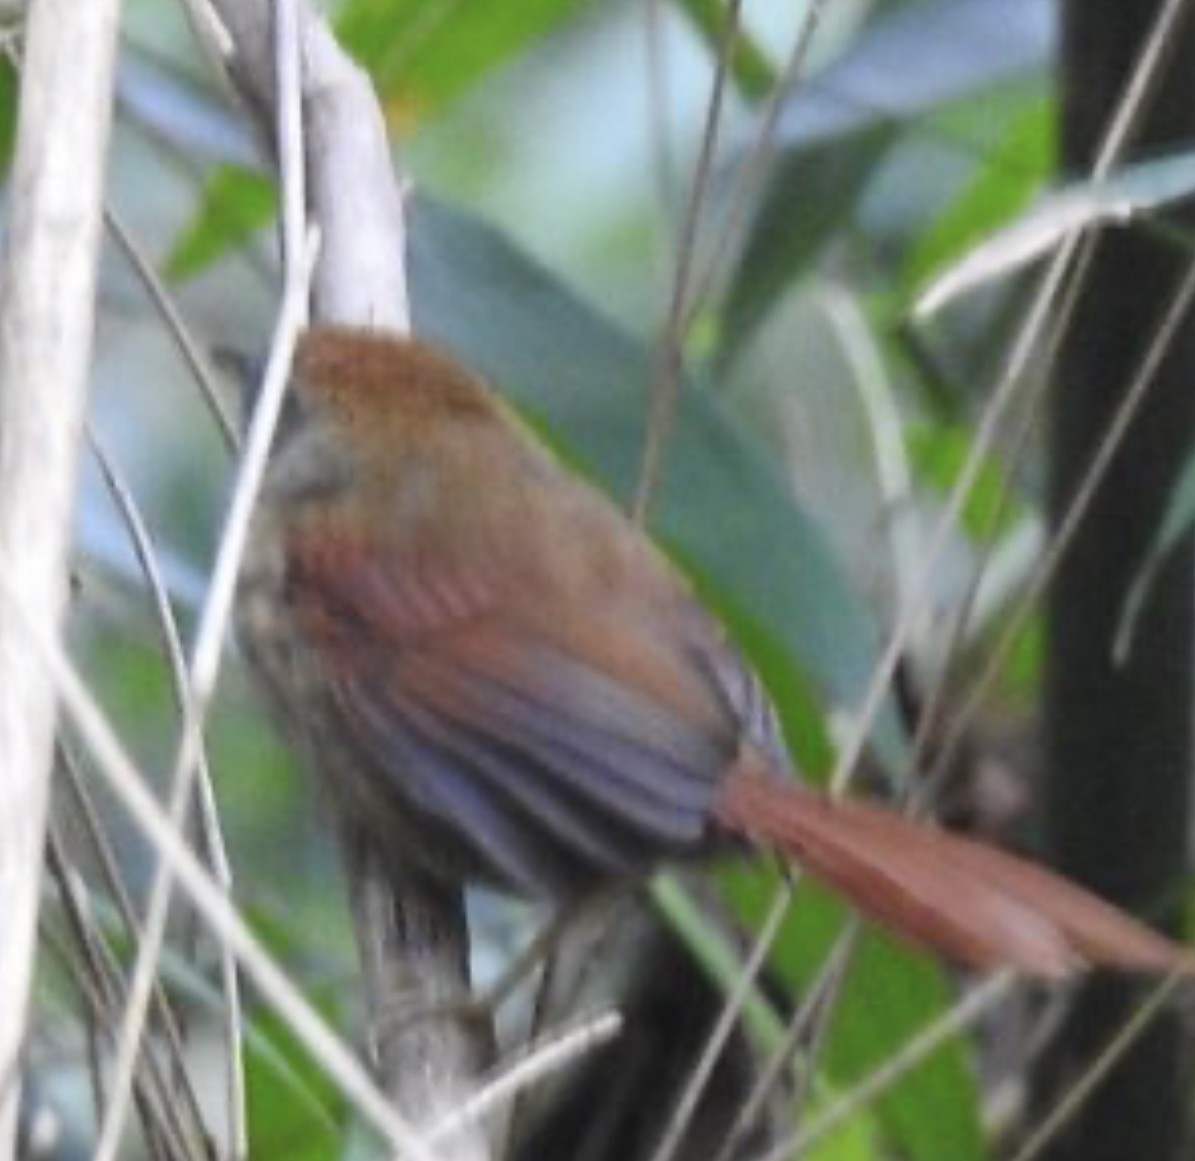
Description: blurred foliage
675,0,778,99
900,94,1053,303
336,0,588,123
0,57,18,173
164,165,277,281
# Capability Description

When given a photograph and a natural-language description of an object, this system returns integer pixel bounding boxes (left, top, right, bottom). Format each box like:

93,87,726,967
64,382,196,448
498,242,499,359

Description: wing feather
289,533,732,895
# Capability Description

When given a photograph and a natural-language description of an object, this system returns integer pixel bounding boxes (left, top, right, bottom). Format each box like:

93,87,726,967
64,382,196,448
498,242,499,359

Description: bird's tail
714,767,1191,978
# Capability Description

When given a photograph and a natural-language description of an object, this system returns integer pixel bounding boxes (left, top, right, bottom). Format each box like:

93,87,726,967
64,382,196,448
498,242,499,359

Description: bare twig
1009,974,1186,1161
104,209,239,450
433,1010,624,1139
756,972,1016,1161
88,429,247,1158
91,208,319,1161
43,830,203,1159
633,0,743,522
4,566,442,1161
0,0,122,1152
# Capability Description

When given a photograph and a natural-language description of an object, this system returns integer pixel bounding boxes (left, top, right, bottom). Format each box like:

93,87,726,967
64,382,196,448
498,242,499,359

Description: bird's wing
286,531,737,898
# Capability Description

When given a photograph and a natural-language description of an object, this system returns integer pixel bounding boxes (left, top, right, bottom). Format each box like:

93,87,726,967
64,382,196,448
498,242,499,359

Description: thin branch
91,218,320,1161
757,972,1016,1161
648,880,792,1161
43,830,203,1160
711,925,860,1161
633,0,743,521
5,565,442,1161
104,209,239,450
88,429,247,1160
433,1010,624,1139
1010,974,1186,1161
0,0,122,1153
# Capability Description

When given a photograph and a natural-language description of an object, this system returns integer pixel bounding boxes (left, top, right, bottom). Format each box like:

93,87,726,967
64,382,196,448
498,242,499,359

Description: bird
235,324,1191,981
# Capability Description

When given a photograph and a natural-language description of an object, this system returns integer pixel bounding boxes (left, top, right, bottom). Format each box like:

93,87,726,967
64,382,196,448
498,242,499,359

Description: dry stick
90,217,318,1161
104,209,239,450
495,918,566,1157
928,250,1195,846
432,1010,624,1143
900,229,1101,818
28,933,182,1161
42,831,196,1161
40,845,116,1138
88,430,246,1159
682,0,827,334
5,569,442,1161
0,37,240,454
711,924,861,1161
489,892,630,1156
824,290,924,640
774,928,859,1147
93,6,318,1154
646,9,862,1157
0,0,121,1153
755,971,1015,1161
57,746,157,990
275,0,307,326
635,9,811,1135
44,774,120,1127
643,0,679,255
633,0,745,523
644,12,848,1158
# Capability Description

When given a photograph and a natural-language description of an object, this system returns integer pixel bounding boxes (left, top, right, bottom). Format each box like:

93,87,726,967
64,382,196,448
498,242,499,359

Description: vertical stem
1038,3,1195,1157
0,0,122,1153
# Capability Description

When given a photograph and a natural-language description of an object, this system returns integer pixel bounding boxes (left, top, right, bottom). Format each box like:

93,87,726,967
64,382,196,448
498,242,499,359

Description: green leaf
336,0,587,117
723,862,987,1161
902,95,1052,299
408,195,902,759
164,165,276,281
916,147,1195,317
0,58,18,175
236,903,351,1160
245,1007,346,1161
718,126,898,365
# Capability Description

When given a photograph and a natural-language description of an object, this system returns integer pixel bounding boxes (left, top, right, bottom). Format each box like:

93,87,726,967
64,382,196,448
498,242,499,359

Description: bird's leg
379,886,628,1034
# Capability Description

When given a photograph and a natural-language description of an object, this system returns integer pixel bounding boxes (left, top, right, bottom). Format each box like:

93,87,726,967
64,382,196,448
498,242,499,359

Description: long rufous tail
715,769,1192,979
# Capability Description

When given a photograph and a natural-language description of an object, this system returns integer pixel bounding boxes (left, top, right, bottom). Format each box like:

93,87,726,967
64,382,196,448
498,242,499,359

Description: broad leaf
408,195,901,760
